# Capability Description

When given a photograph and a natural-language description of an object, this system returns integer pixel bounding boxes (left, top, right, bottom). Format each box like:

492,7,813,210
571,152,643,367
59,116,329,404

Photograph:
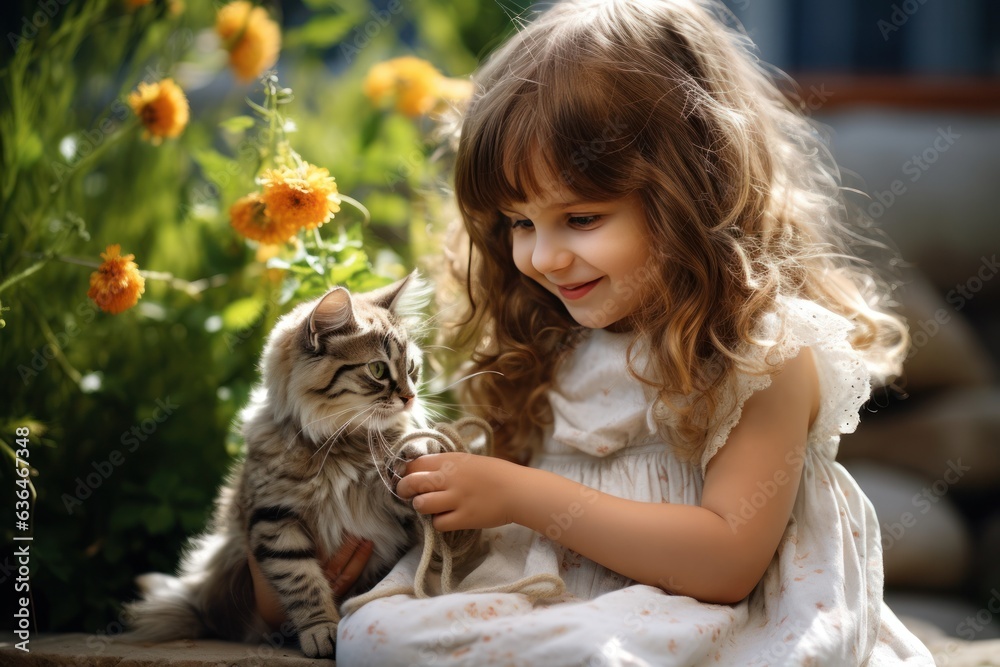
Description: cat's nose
399,394,414,408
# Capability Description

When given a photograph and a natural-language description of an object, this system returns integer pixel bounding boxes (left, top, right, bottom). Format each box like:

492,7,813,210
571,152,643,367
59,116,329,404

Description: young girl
261,0,938,663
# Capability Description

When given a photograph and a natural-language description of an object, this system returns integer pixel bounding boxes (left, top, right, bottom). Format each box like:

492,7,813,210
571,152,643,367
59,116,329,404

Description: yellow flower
230,193,298,245
88,245,146,315
363,61,399,104
363,57,472,117
216,1,282,82
436,77,474,104
260,163,341,231
128,78,190,144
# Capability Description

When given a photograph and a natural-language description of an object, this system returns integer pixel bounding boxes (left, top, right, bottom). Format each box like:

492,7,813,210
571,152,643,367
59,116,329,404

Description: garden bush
0,0,526,633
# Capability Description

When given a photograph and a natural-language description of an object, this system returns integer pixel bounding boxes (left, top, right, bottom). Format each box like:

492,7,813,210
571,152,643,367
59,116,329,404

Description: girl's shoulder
695,294,872,472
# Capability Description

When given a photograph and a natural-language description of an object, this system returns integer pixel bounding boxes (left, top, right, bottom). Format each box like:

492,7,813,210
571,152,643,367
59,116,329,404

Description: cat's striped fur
125,275,431,658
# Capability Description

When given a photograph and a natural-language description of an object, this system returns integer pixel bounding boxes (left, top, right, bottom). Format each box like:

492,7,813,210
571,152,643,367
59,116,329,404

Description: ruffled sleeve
698,296,872,475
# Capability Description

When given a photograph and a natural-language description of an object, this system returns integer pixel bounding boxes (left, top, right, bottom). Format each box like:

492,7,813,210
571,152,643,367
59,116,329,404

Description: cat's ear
370,270,431,318
306,287,354,351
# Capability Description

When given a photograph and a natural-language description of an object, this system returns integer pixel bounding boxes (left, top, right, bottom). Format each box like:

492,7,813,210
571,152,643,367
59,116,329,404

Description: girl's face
502,172,652,329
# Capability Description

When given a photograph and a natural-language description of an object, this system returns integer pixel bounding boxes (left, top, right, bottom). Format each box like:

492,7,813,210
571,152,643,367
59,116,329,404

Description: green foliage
0,0,515,633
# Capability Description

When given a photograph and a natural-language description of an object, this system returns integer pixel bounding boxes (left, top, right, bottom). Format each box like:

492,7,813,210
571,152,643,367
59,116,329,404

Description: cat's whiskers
409,299,462,331
417,344,456,353
311,404,379,469
309,405,382,484
367,428,403,499
433,370,505,394
418,397,512,422
294,402,367,443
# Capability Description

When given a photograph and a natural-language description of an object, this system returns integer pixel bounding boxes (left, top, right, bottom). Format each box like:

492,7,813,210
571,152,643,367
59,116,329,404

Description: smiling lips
557,277,602,300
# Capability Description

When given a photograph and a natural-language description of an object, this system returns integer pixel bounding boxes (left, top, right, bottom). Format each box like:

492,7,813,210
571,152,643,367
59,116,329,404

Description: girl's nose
531,233,573,274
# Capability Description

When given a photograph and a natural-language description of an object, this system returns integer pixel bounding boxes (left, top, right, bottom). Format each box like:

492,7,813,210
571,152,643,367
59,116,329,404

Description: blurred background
725,0,1000,645
1,0,998,657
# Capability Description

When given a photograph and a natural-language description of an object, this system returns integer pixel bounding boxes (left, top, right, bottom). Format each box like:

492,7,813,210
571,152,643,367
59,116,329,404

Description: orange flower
260,163,341,231
128,78,190,144
363,57,472,117
88,245,146,314
216,1,281,82
230,193,298,244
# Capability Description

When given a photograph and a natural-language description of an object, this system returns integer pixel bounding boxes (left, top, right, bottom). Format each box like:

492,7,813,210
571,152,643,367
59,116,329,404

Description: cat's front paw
390,437,447,487
298,621,337,659
399,436,449,460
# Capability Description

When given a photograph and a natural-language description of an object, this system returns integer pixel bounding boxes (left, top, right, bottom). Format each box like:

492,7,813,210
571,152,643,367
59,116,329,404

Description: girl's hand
249,534,374,629
397,452,522,532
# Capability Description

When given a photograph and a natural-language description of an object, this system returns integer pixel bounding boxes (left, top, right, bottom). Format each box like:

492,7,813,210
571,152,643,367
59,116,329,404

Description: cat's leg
248,506,338,658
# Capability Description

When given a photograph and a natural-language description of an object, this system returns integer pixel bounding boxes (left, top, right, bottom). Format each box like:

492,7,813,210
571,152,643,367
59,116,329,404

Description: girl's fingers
403,453,445,475
330,539,374,596
324,534,362,580
397,471,440,499
411,491,453,515
249,553,287,629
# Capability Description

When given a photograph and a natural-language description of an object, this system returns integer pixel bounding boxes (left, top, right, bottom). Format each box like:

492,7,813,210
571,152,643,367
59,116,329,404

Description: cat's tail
122,573,208,642
123,533,261,643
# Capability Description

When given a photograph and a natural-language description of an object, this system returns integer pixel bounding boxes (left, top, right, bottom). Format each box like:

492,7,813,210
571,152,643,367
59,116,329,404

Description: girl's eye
509,218,533,231
368,361,388,380
569,215,601,227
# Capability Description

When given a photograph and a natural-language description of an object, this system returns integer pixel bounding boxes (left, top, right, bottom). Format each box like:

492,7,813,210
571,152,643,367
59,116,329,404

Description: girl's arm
399,349,819,605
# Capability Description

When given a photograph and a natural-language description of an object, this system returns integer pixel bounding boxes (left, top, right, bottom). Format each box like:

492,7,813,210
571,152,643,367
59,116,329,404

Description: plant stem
49,119,138,195
25,298,83,386
0,261,48,297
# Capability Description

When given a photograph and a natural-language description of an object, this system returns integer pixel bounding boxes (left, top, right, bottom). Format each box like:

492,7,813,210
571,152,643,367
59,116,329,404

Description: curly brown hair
439,0,907,464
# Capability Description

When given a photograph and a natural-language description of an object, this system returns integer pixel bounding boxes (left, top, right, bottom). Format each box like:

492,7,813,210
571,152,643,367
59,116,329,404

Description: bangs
457,53,643,225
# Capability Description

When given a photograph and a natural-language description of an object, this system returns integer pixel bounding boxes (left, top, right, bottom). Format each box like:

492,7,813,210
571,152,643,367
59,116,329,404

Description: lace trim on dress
697,296,872,475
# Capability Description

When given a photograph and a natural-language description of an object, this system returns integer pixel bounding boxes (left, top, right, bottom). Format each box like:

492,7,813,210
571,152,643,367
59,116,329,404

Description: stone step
3,631,999,665
0,634,335,666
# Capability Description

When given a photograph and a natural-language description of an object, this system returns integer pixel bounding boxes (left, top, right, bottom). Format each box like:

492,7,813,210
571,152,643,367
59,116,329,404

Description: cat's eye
367,361,388,380
407,359,417,377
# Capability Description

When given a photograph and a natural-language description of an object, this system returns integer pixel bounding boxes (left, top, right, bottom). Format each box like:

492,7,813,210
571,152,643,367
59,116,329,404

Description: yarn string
341,417,565,614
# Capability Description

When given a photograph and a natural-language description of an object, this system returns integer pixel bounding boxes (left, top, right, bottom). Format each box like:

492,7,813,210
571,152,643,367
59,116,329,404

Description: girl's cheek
511,239,535,277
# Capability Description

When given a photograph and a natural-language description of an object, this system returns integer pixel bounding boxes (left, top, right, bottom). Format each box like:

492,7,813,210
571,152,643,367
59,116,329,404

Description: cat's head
258,272,429,443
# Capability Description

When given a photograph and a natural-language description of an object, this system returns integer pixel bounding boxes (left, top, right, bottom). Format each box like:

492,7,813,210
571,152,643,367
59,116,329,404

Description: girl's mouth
557,278,602,300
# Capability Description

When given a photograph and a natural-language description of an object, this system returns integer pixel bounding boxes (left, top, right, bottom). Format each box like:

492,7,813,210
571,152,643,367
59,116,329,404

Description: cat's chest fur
239,425,412,566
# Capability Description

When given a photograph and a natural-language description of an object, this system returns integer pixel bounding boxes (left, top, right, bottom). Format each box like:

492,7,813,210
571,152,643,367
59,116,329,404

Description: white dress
336,297,935,666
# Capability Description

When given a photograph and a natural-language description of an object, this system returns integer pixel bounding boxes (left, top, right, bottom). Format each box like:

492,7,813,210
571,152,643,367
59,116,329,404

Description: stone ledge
0,634,334,666
3,631,999,666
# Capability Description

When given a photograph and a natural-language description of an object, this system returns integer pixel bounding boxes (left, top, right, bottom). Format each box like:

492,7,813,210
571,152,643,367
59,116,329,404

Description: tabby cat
124,274,432,658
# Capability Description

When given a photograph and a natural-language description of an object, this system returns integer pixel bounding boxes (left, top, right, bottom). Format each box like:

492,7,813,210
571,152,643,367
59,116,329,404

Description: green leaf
192,148,239,191
222,296,266,330
360,111,385,150
18,132,43,167
367,193,410,226
279,276,301,305
285,13,359,49
219,115,256,133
